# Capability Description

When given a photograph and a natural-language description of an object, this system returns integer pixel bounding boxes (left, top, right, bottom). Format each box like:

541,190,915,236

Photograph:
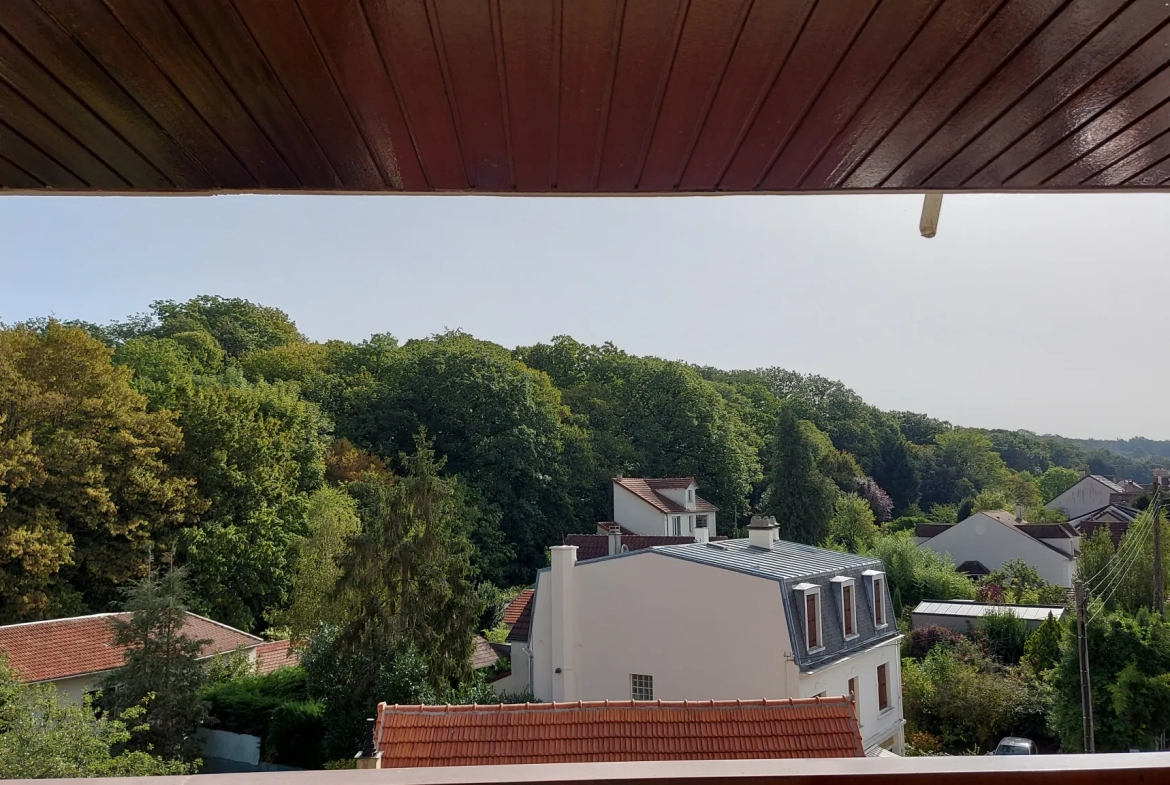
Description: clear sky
2,193,1167,440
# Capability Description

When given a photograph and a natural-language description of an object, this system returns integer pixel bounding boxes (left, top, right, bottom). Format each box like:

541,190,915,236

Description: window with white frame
848,676,860,719
671,515,681,535
842,581,857,638
794,583,822,652
864,569,888,628
631,673,653,701
687,488,694,504
877,663,890,711
688,515,694,532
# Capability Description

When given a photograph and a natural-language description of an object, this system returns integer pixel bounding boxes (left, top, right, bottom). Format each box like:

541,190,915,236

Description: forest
4,295,1169,766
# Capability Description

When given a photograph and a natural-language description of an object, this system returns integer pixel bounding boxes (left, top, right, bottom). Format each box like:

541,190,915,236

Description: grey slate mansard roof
647,540,901,672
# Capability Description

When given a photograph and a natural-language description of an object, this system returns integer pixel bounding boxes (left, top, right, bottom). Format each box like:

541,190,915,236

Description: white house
917,510,1079,588
509,516,904,756
611,476,718,537
1046,474,1126,519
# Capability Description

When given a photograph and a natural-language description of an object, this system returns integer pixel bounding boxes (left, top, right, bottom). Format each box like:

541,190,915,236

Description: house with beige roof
0,612,292,702
916,509,1079,588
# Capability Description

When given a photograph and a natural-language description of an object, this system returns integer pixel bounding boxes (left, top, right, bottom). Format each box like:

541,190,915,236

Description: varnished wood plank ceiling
3,0,1170,194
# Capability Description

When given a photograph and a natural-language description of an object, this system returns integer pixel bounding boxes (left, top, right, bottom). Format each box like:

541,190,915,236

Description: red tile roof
255,640,300,675
373,697,864,767
504,590,534,644
565,534,727,561
614,477,718,514
0,612,262,683
503,589,534,625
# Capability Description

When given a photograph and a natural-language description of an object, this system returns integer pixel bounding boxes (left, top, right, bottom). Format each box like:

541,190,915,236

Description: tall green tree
152,295,304,359
865,531,975,615
102,561,209,762
0,658,191,778
1023,612,1063,674
872,429,920,516
0,324,203,622
267,486,362,643
763,406,837,545
826,493,879,553
335,432,481,691
1038,466,1080,503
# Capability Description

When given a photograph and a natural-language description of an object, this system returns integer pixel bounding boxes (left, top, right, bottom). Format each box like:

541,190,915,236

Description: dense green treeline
0,295,1160,631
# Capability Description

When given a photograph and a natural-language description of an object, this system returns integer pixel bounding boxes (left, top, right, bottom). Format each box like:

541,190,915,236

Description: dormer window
794,583,823,653
831,575,858,640
687,488,695,504
863,569,888,628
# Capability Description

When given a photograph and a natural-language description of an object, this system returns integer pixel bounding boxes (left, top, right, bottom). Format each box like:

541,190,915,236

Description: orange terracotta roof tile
0,612,262,683
254,639,299,675
502,589,534,625
373,697,864,767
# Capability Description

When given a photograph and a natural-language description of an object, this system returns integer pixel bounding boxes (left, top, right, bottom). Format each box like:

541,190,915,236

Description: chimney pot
1015,503,1024,523
607,524,622,556
747,515,778,549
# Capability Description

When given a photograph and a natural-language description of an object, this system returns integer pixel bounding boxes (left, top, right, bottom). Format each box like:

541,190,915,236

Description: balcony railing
9,754,1168,785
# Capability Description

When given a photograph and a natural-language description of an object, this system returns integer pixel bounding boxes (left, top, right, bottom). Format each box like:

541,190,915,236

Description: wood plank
38,0,251,188
719,0,877,192
0,0,206,188
596,0,685,191
557,0,623,191
1123,152,1170,187
638,0,752,191
803,0,1003,190
930,0,1170,188
166,0,339,188
102,0,298,189
429,0,512,190
0,152,40,189
680,0,814,190
886,0,1126,189
232,0,382,189
363,0,467,190
498,0,557,190
1044,90,1170,187
762,0,939,191
1083,126,1170,186
296,0,426,191
0,118,82,187
0,79,125,189
844,0,1065,189
982,23,1170,188
0,28,167,188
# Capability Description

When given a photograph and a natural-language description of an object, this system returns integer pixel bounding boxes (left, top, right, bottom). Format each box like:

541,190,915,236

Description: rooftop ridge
381,696,853,714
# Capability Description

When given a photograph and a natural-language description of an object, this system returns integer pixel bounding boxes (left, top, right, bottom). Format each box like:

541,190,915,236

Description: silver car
993,737,1038,755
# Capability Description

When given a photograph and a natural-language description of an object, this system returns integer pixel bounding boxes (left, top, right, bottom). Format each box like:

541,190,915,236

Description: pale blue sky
2,193,1167,440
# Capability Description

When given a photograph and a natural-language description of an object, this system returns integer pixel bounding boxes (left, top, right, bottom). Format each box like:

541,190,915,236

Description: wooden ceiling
3,0,1170,194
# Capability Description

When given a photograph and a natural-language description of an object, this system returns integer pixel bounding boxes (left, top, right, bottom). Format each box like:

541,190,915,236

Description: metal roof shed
911,601,1065,634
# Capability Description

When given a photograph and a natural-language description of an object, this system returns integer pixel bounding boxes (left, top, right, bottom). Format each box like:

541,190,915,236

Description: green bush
200,667,309,738
977,611,1030,665
266,700,326,769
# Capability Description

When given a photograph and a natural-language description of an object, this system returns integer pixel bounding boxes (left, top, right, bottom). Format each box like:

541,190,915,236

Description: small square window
687,488,694,503
631,673,653,701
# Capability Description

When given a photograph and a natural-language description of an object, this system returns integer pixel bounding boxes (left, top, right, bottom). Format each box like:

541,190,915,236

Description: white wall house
917,510,1079,588
509,517,904,755
611,477,718,537
1046,474,1125,519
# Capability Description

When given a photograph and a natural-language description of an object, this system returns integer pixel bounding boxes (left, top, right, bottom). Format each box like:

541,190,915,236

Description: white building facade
510,518,904,755
611,477,718,537
917,511,1078,588
1046,474,1124,519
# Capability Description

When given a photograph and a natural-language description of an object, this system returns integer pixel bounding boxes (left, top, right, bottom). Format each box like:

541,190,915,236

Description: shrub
266,700,326,769
1022,613,1062,674
200,667,309,738
906,625,963,660
904,730,943,756
976,583,1003,604
976,611,1029,665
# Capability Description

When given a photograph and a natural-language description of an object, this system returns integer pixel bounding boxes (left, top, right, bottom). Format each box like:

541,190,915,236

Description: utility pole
1075,579,1095,753
1153,486,1164,620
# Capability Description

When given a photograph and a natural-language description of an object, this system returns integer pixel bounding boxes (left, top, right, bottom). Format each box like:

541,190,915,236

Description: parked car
993,737,1037,755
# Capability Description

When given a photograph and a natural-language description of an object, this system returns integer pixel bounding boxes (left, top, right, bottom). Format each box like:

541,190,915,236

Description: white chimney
693,518,710,544
747,515,778,549
549,545,577,702
607,523,622,555
1015,503,1024,523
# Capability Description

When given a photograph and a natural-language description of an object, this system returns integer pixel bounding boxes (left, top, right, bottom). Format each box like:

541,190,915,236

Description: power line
1088,510,1156,625
1083,504,1157,596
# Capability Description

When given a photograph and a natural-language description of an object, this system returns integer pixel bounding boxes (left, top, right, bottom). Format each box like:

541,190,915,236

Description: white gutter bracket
919,193,943,238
